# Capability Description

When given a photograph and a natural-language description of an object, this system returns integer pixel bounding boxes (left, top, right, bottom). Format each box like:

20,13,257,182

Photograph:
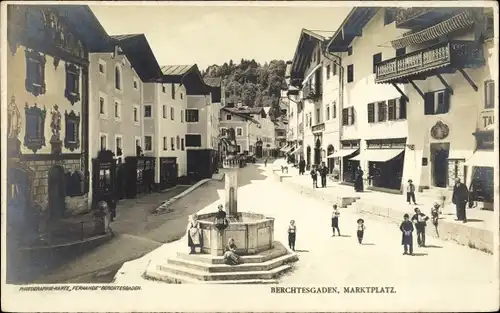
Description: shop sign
479,110,494,128
476,132,494,150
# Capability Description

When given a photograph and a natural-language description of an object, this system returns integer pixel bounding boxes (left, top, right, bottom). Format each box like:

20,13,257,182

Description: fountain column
223,159,239,218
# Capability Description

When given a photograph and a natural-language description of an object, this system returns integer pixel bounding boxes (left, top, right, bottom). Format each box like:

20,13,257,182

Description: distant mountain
202,59,287,119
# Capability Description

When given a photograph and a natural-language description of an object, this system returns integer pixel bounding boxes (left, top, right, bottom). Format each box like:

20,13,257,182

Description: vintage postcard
1,0,499,312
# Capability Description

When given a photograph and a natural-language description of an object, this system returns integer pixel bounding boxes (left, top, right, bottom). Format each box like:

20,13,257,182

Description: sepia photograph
1,1,498,312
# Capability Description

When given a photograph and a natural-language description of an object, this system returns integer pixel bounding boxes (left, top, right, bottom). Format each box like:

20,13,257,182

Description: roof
203,77,222,87
326,7,380,52
160,64,210,95
221,107,260,124
274,121,287,129
224,107,264,115
263,107,272,115
111,34,163,81
290,28,333,81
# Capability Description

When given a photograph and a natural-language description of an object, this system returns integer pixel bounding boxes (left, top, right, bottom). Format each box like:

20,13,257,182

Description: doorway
306,146,311,170
430,143,450,188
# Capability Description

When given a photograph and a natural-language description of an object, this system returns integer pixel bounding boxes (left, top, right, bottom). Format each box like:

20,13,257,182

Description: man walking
406,179,417,205
411,207,429,247
299,159,305,175
452,178,469,223
319,162,328,188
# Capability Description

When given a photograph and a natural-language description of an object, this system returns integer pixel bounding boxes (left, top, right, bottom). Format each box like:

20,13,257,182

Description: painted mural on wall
7,96,22,156
430,120,450,140
50,104,62,154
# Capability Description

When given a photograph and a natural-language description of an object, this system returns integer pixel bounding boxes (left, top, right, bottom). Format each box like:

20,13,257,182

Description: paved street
113,163,496,309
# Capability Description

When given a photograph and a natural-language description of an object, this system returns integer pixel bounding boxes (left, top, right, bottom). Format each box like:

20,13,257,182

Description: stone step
155,263,293,281
146,269,279,284
166,252,298,273
176,246,289,264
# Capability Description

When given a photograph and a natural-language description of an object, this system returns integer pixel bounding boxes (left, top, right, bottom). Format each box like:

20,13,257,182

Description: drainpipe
323,49,344,181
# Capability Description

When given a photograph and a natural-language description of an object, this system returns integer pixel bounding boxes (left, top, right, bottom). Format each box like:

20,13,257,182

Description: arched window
176,135,180,149
115,66,121,90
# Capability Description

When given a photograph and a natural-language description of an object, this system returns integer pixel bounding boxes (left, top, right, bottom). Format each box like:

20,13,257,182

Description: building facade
219,103,260,155
374,7,495,206
6,5,110,251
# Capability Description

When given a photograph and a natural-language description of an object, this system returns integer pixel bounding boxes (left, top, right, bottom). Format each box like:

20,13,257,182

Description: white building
373,7,495,206
325,8,409,189
219,103,260,154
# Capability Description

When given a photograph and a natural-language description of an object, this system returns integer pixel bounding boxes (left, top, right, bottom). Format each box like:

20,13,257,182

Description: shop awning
291,145,302,155
466,150,495,167
327,149,358,159
350,149,404,162
281,145,293,153
448,150,472,160
390,10,474,49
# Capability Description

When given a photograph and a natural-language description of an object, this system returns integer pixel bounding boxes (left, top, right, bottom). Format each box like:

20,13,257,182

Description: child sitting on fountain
214,204,229,232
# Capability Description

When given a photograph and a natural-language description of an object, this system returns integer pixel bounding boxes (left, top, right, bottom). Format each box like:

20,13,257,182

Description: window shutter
350,107,356,125
424,92,434,115
378,101,387,122
387,99,395,120
399,97,407,119
342,108,348,125
443,90,450,113
25,58,33,92
367,103,375,123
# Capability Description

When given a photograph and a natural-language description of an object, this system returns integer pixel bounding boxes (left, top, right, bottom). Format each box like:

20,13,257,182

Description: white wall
322,59,341,154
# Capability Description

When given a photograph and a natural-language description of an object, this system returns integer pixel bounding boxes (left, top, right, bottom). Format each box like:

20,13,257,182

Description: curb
155,178,212,212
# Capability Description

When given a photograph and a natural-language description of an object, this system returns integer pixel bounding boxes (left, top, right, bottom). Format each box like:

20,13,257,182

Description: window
171,137,175,150
226,114,232,120
176,136,180,149
367,103,375,123
115,136,123,156
326,65,331,79
100,133,107,150
396,47,406,57
114,101,121,119
326,106,330,120
133,79,138,89
316,108,320,124
186,109,200,122
25,50,46,96
180,93,183,100
342,107,355,126
347,65,354,83
171,84,176,99
372,53,382,74
377,101,387,122
387,99,397,121
485,80,495,109
64,110,80,151
181,110,184,122
98,62,105,74
144,136,152,151
220,128,227,136
170,107,175,120
115,66,121,90
424,90,450,115
162,85,166,93
181,138,185,150
163,136,167,150
65,63,80,104
332,101,337,118
485,13,494,39
332,63,337,76
185,134,202,147
144,105,152,117
399,97,407,119
236,127,243,136
99,97,106,115
347,46,353,56
236,145,242,153
162,105,167,118
133,106,140,123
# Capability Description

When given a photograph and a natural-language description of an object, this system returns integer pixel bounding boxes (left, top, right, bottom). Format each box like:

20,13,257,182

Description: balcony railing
302,85,321,101
311,123,325,132
375,41,484,84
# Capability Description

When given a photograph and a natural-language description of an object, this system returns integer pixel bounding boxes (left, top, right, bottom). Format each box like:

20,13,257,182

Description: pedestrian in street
288,220,296,251
331,205,341,236
400,214,414,255
310,165,319,188
214,204,229,232
319,161,328,188
452,178,469,223
264,158,268,167
187,214,203,254
406,179,417,205
431,202,441,237
411,207,429,247
93,201,111,235
354,166,364,192
299,159,306,175
356,218,365,244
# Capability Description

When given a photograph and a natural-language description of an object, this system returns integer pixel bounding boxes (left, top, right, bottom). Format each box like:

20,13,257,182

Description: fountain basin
198,212,275,256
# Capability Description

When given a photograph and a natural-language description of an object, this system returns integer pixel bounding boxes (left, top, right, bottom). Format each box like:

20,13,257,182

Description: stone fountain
145,128,298,284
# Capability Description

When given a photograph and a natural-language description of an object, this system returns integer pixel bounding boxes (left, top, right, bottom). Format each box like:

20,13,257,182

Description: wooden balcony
302,85,322,101
311,123,325,133
395,7,465,29
375,41,484,84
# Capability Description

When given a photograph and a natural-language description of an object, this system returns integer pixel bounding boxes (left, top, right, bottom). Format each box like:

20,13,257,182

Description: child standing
356,218,365,244
400,214,414,255
406,179,417,205
430,202,441,237
331,205,341,236
288,220,296,251
310,166,319,188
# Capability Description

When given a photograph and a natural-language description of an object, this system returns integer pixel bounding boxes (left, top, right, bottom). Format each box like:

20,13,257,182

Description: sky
90,3,351,71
